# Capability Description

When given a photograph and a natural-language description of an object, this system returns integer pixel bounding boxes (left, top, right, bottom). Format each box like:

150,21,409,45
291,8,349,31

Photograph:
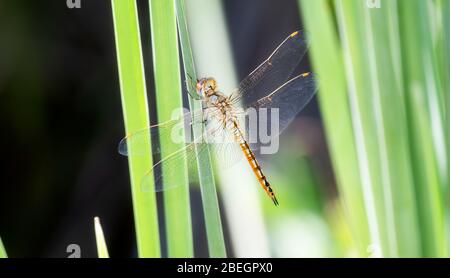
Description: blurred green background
0,0,448,258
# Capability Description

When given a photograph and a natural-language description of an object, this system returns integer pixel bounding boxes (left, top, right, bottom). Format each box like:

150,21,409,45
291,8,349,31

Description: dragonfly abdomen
232,121,279,206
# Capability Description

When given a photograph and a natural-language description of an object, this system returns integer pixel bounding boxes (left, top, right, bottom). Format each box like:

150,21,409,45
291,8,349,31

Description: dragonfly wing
119,106,244,192
229,31,309,105
243,73,317,151
118,108,207,192
118,109,204,156
141,125,244,191
140,140,214,192
211,142,244,169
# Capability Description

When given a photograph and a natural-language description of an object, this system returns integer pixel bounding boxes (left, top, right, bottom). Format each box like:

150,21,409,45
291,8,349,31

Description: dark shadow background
0,0,326,257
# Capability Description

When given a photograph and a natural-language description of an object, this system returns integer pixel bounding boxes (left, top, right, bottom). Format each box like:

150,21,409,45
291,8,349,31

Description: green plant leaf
441,0,450,206
0,237,7,258
175,0,226,258
399,0,446,257
299,0,371,256
111,0,160,257
300,0,447,257
149,0,193,257
94,217,110,258
184,0,271,257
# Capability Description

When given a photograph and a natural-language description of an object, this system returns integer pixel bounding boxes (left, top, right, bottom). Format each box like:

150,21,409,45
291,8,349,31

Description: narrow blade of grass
399,0,446,257
301,0,446,257
175,0,227,258
0,237,7,258
94,217,110,258
299,0,371,256
111,0,160,257
149,0,193,257
184,0,271,257
441,0,450,196
443,0,450,255
361,0,422,257
334,0,424,257
334,0,392,256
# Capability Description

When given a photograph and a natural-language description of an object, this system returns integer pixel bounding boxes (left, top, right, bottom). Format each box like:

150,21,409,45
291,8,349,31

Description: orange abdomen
238,140,279,206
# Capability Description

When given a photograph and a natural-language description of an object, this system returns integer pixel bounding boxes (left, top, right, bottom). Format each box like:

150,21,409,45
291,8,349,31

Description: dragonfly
118,31,317,206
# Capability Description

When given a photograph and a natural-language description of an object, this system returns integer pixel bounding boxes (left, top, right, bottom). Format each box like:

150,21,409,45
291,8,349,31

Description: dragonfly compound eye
208,78,217,91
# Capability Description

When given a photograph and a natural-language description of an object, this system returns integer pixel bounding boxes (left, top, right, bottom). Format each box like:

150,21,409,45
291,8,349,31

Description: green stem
442,0,450,201
175,0,227,258
399,0,446,257
94,217,110,258
111,0,160,257
149,0,193,257
0,237,7,258
184,0,270,257
299,0,371,256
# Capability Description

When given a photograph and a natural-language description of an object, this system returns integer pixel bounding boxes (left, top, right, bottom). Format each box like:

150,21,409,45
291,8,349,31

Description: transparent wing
211,142,244,169
118,108,245,192
247,73,317,132
229,30,309,105
118,109,205,156
241,73,318,152
140,139,210,192
139,141,244,193
204,118,245,169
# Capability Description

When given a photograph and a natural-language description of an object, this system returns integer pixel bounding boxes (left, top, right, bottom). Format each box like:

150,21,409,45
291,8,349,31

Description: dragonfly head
196,77,217,98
